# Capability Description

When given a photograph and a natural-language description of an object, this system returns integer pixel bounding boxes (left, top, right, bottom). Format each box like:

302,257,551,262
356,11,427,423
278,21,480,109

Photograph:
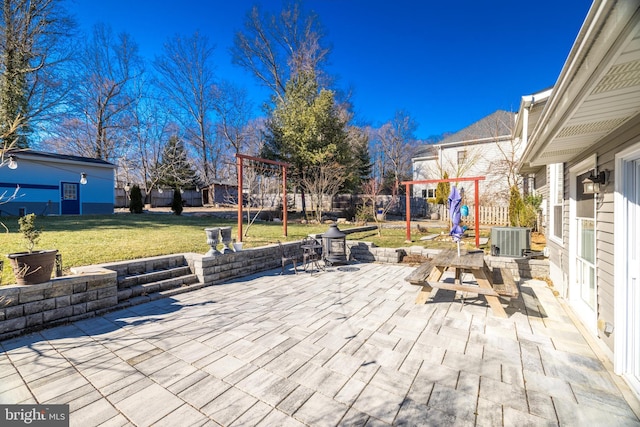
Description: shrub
171,188,183,215
509,186,539,229
435,172,450,205
18,213,41,252
129,185,144,214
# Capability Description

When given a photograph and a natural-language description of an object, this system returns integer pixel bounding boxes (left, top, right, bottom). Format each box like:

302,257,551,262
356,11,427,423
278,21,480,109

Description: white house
412,110,518,206
518,0,640,399
0,149,115,216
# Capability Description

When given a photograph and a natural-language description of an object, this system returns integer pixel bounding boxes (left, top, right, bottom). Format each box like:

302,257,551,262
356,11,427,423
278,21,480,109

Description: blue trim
0,182,59,190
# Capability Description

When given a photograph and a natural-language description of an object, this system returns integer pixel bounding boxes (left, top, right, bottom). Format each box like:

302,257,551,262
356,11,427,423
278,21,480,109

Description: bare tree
126,80,176,201
153,31,217,184
231,1,330,103
0,0,76,147
374,110,418,194
51,24,143,162
212,79,254,181
360,177,398,236
0,115,23,212
301,162,347,222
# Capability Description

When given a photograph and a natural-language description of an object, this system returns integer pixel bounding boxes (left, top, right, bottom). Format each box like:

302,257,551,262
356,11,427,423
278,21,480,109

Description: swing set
401,176,485,247
235,153,291,243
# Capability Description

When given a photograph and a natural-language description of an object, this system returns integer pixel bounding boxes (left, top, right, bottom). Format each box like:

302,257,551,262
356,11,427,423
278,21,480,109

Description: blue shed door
61,182,80,215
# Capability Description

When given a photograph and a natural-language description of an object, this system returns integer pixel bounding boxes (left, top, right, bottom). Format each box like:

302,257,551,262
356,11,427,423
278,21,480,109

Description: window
421,188,436,199
63,183,78,201
457,150,467,165
549,163,563,240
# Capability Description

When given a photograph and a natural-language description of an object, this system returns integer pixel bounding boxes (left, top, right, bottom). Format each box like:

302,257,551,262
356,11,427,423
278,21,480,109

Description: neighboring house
412,110,518,206
0,149,115,216
518,0,640,398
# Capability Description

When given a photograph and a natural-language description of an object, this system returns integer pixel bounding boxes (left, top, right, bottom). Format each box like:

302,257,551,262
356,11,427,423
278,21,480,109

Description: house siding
412,138,519,204
561,114,640,352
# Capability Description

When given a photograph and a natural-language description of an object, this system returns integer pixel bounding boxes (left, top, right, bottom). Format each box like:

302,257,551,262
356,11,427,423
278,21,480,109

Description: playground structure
401,176,486,247
235,153,291,242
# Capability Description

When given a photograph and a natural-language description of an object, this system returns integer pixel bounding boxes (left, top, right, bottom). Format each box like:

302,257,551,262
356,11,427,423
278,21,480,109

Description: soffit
527,13,640,166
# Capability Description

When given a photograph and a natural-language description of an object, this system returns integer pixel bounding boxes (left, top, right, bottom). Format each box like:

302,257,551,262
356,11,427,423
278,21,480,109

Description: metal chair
278,241,297,274
301,236,323,272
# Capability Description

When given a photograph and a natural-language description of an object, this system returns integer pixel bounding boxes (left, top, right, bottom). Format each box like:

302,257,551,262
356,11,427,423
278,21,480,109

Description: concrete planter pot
7,249,58,285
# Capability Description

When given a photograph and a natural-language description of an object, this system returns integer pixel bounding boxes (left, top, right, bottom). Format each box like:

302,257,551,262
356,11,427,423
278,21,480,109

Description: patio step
118,265,193,289
117,274,199,301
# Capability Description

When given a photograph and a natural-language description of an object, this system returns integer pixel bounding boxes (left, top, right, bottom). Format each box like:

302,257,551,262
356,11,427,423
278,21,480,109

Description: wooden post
237,156,243,242
474,179,480,248
405,182,411,242
282,165,288,237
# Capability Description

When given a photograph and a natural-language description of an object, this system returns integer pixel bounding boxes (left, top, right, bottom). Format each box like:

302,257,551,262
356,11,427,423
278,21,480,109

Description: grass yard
0,212,492,286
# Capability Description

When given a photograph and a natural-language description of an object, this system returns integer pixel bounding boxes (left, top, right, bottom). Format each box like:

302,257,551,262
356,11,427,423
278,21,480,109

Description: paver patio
1,262,639,426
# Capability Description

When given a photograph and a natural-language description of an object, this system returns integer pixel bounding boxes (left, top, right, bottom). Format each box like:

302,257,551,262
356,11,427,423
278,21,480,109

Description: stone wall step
118,265,192,289
117,274,199,300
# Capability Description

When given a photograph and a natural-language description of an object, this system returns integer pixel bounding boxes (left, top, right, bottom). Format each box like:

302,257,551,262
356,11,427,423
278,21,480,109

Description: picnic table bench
404,248,518,318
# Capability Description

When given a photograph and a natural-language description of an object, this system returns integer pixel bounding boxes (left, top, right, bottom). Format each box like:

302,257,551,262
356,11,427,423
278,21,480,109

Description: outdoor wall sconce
8,155,18,169
582,169,608,194
80,172,87,185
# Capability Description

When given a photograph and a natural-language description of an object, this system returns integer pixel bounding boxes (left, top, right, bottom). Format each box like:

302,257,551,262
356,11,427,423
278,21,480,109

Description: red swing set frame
401,176,485,248
235,153,292,243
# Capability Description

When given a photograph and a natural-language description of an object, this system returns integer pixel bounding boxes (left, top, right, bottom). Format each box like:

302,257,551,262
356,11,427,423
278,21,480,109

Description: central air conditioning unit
490,227,530,257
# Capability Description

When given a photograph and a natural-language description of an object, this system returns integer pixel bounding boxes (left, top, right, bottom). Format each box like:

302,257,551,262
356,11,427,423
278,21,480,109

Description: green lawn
0,213,482,286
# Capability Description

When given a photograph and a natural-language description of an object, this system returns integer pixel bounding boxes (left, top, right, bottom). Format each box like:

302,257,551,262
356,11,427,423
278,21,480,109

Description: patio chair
301,236,323,272
278,241,297,274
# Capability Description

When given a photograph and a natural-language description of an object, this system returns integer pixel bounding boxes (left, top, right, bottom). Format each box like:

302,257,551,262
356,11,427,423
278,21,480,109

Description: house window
422,188,436,198
63,183,78,200
457,150,467,165
549,163,563,240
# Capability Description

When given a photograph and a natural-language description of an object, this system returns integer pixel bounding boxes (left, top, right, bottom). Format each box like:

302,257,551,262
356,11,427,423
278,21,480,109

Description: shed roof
7,149,114,167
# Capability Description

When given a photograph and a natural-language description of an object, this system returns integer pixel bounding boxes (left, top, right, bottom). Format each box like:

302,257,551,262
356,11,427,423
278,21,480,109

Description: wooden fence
436,204,510,226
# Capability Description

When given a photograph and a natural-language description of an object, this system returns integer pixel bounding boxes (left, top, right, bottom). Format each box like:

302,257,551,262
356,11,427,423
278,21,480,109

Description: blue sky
66,0,592,140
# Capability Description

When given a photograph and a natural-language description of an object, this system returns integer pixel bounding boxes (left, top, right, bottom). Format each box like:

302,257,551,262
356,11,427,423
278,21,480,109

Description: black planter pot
7,250,58,285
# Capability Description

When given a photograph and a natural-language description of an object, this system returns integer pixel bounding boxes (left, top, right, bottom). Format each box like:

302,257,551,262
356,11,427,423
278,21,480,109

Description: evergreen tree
262,70,351,213
171,188,183,215
435,172,450,205
343,127,372,192
129,185,144,214
153,135,200,190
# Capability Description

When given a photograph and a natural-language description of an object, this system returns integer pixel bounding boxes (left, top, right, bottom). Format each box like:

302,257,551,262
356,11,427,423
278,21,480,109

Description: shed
0,149,115,216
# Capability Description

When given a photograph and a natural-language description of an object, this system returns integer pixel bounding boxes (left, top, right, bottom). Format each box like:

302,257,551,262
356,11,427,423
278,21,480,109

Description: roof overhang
520,0,640,170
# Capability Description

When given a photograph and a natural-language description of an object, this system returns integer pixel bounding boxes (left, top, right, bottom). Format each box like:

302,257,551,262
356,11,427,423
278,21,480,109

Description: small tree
171,188,183,215
129,185,144,214
18,214,41,252
508,185,538,228
435,172,450,217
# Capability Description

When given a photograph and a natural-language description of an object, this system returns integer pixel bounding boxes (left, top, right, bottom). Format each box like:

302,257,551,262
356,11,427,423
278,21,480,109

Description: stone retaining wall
0,271,117,339
400,245,549,280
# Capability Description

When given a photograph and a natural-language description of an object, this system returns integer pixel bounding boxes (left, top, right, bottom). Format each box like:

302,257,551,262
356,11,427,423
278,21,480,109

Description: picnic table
405,248,518,318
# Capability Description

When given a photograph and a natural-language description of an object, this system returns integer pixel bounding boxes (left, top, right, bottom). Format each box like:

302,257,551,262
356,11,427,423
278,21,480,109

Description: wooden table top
431,249,486,269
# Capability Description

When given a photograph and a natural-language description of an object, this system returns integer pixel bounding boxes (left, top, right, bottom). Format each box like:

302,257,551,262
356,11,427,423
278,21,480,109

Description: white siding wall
412,138,520,205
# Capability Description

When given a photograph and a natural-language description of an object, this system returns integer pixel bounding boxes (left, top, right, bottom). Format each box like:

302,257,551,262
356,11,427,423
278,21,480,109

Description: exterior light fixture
158,188,163,194
8,155,18,169
80,172,87,185
124,182,130,192
582,169,608,194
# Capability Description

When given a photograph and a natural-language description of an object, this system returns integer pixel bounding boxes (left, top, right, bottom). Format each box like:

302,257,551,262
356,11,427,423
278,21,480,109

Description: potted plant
6,214,58,285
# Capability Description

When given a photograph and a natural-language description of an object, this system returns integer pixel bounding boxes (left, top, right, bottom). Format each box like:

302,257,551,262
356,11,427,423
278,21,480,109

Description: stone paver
1,262,639,426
